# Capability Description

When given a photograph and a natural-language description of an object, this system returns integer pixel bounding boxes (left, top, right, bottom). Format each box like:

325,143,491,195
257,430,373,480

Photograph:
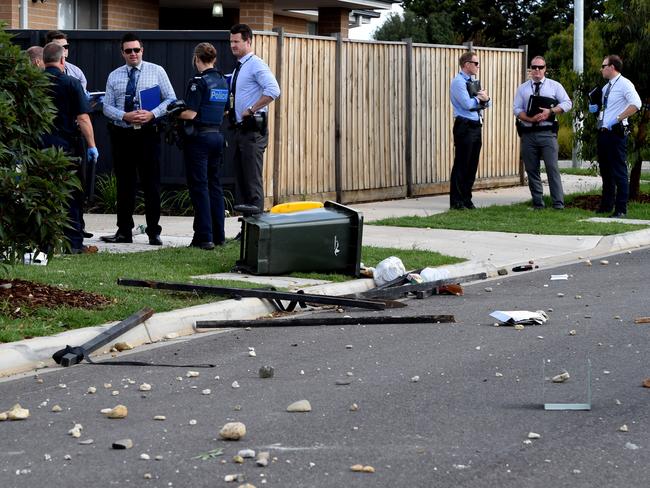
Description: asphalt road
0,249,649,488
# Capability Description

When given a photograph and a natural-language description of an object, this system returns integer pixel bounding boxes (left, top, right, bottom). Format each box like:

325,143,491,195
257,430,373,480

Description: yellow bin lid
270,201,324,214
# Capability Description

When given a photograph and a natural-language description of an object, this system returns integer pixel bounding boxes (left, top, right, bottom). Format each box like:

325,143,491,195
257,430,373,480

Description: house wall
273,14,309,34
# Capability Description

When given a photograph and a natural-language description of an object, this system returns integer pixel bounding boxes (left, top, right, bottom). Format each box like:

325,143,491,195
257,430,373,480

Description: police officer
177,42,229,250
40,42,99,254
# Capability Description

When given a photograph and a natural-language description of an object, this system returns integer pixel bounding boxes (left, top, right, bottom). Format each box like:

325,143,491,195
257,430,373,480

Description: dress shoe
532,205,545,211
595,208,612,214
100,233,132,243
68,245,98,255
189,241,215,250
82,229,94,238
450,204,465,210
609,212,626,218
149,235,163,246
465,202,476,210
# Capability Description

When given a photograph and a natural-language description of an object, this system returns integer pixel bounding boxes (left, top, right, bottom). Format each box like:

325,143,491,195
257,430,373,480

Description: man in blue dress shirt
226,23,281,213
589,55,641,218
513,56,572,210
449,51,491,210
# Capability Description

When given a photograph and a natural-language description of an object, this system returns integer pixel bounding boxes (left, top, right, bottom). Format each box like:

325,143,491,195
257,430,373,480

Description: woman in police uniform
178,43,229,250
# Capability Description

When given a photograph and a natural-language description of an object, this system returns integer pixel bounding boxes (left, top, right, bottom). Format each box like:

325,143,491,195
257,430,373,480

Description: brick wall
0,0,21,29
29,1,58,30
103,0,158,30
239,0,273,31
317,7,349,37
273,14,308,34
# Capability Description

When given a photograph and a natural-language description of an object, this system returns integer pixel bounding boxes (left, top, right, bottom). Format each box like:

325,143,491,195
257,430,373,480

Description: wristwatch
247,106,255,115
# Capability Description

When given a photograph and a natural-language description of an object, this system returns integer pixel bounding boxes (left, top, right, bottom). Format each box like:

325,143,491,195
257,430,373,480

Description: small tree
0,24,79,264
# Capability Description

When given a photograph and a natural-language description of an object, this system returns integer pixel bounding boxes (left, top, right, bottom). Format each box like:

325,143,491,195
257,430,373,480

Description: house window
58,0,101,29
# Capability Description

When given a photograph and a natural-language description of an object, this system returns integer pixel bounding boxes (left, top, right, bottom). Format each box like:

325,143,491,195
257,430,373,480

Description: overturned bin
235,201,363,276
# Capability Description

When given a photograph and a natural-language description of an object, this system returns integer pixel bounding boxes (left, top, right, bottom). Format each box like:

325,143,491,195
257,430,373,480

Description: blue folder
139,85,161,111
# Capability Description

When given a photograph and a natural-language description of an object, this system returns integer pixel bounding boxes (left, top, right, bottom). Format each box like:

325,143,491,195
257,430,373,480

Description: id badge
598,111,604,121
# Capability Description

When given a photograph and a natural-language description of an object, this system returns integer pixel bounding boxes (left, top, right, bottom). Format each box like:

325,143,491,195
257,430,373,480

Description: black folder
526,95,558,117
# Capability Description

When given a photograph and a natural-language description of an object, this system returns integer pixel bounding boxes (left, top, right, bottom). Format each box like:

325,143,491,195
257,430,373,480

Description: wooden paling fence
258,31,525,206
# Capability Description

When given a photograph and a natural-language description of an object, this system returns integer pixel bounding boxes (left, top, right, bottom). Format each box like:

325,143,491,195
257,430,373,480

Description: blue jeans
183,131,225,244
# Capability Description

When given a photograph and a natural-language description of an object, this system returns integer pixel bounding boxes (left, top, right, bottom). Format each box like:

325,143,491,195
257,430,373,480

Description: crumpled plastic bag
489,310,549,325
420,267,450,283
373,256,406,286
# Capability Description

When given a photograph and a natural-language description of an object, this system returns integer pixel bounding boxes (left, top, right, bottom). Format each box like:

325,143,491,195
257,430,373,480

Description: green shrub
557,124,573,159
0,24,79,263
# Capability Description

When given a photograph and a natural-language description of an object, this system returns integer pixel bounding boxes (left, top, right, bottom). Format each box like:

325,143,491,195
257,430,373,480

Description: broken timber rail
117,279,404,311
355,272,488,300
196,314,455,329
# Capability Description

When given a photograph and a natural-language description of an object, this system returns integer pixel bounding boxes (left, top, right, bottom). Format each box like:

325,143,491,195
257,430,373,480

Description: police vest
196,71,228,126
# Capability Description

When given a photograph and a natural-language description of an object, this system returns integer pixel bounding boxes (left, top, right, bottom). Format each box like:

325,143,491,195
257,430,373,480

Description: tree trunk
629,102,649,201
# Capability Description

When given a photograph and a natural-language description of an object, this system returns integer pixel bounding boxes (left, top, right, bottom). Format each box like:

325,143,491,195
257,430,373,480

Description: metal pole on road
572,0,584,168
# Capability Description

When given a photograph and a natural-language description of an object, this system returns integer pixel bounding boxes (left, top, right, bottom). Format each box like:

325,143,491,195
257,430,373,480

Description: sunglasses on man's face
601,63,610,69
531,65,545,70
123,48,141,54
62,44,70,49
468,61,479,66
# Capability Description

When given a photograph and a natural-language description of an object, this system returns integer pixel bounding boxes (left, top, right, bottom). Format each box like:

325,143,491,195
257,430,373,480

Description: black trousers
225,126,268,213
450,117,482,208
109,124,162,237
597,129,628,214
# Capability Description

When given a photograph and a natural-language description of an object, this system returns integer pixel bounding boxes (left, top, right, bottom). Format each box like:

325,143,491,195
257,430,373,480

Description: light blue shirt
513,77,572,127
450,71,490,121
600,74,641,129
231,52,280,123
103,60,176,128
64,61,87,93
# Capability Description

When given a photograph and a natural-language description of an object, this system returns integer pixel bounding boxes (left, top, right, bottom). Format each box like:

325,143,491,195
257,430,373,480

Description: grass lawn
0,244,462,343
373,185,650,235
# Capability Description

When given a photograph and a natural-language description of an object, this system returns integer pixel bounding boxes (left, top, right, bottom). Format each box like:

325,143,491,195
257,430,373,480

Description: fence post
518,44,528,186
334,32,342,203
404,38,413,197
272,27,285,206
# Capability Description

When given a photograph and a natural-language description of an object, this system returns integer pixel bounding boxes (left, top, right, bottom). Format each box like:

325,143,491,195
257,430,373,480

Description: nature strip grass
0,244,462,343
372,187,650,235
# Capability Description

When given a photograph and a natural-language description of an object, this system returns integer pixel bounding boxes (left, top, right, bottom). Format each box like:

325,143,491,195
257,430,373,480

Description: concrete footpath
2,173,649,378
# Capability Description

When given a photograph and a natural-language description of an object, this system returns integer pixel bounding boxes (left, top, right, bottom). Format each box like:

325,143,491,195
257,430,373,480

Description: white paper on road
550,274,569,280
490,310,548,325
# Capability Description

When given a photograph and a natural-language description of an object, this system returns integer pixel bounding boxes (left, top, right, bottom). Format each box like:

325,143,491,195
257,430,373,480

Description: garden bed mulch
0,279,112,317
566,193,650,211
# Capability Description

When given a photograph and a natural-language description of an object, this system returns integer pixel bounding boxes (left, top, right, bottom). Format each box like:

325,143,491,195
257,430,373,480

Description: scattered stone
139,453,150,460
557,293,565,297
64,454,72,460
575,295,582,299
58,383,67,389
619,424,629,432
202,389,211,395
139,383,152,392
164,332,179,340
155,455,163,461
603,370,611,375
350,403,359,411
78,439,94,445
111,390,120,396
153,415,166,421
232,381,240,389
527,432,541,439
523,439,532,445
112,439,133,449
495,372,503,377
625,442,639,450
68,424,83,437
497,268,508,275
219,422,246,440
335,379,352,386
87,386,97,394
256,451,270,467
258,366,274,378
614,315,621,320
345,345,353,349
114,342,134,352
5,404,30,420
552,372,570,383
599,260,609,265
642,378,650,388
225,474,242,482
410,376,420,383
616,399,622,405
585,259,592,266
233,455,244,464
569,330,577,336
51,405,62,413
362,466,375,473
237,484,256,488
143,473,152,479
484,287,493,292
103,383,112,389
514,324,525,330
286,400,312,412
248,351,257,357
189,419,197,425
186,371,200,378
351,464,375,473
104,405,128,419
233,405,242,411
238,449,256,458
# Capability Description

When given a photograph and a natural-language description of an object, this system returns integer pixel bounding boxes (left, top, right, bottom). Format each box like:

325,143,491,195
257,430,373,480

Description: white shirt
601,74,641,128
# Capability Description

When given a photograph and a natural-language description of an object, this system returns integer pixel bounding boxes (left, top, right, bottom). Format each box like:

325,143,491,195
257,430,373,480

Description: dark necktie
124,67,138,112
228,61,242,124
533,81,541,96
603,82,612,109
